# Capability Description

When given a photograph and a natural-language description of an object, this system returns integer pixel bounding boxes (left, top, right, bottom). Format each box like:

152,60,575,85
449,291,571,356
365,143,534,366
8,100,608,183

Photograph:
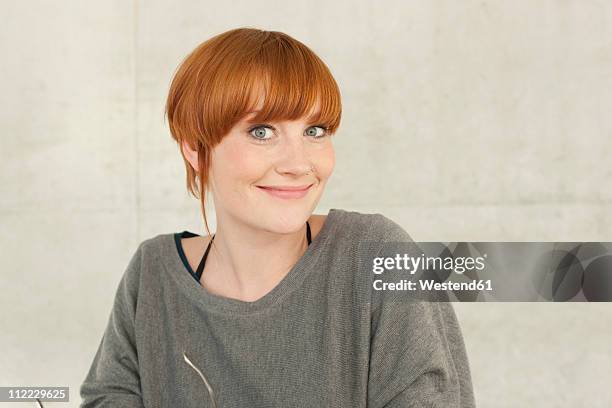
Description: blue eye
305,126,328,138
248,125,274,141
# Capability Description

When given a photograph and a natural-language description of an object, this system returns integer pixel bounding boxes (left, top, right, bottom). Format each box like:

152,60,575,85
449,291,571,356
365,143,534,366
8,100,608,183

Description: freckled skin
208,113,335,233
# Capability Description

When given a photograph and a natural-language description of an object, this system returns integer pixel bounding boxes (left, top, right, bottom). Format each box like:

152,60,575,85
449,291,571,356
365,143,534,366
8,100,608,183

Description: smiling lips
256,183,314,199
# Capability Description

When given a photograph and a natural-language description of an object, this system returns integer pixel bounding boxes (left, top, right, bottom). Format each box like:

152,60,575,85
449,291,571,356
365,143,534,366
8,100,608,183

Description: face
185,103,335,234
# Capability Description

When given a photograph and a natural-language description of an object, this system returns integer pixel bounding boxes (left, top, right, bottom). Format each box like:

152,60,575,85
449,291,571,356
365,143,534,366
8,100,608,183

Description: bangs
203,29,342,141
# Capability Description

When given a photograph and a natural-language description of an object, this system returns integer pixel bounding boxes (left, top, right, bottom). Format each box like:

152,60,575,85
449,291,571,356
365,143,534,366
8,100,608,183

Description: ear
181,140,199,173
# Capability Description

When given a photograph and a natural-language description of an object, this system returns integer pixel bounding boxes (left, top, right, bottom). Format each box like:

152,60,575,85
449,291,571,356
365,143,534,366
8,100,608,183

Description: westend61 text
373,279,493,291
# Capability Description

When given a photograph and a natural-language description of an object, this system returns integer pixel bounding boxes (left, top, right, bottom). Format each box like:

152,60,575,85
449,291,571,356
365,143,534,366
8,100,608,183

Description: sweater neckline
161,208,341,315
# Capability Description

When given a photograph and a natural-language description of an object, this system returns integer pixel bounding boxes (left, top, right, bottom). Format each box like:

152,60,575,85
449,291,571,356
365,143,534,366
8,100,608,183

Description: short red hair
165,27,342,235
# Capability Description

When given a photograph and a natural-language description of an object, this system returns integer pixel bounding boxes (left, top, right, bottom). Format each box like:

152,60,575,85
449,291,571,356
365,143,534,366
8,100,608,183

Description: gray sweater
80,208,476,407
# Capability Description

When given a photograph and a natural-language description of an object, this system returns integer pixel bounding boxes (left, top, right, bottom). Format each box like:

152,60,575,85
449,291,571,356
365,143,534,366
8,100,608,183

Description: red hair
164,27,342,236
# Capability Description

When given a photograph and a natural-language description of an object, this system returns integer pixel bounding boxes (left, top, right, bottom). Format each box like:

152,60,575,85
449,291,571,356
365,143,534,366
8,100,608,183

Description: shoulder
120,232,176,280
113,232,183,298
330,208,414,244
138,232,177,253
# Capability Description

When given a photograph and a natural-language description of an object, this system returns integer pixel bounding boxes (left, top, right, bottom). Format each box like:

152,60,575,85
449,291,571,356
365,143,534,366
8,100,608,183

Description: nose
274,133,315,176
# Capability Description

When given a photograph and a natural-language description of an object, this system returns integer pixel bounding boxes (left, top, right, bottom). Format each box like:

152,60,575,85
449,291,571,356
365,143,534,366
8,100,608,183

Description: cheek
211,140,265,191
314,144,335,179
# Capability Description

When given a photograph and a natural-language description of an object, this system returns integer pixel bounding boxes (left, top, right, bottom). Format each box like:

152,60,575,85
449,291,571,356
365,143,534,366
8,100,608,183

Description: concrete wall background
1,1,611,406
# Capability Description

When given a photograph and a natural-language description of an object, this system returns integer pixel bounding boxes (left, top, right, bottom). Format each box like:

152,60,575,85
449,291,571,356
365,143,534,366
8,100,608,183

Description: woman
80,28,476,407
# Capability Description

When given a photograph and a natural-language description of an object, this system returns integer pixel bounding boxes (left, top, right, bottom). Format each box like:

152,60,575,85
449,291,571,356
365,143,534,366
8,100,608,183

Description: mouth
255,183,314,199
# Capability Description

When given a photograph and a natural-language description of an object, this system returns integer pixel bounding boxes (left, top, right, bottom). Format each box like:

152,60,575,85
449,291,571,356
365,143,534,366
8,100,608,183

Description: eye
305,125,328,138
248,125,275,141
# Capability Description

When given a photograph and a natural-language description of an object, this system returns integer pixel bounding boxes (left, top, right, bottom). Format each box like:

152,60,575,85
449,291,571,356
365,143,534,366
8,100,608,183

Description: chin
257,207,314,233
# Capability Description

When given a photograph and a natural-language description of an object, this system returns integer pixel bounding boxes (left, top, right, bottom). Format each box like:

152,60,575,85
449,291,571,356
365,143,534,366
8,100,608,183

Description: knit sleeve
367,215,476,408
79,243,145,408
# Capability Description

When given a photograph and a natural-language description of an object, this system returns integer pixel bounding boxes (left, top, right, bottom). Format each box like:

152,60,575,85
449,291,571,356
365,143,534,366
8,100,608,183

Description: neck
204,212,310,302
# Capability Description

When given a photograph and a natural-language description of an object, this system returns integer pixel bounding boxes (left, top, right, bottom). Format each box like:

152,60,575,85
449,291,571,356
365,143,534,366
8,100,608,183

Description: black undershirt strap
195,234,215,280
195,221,312,281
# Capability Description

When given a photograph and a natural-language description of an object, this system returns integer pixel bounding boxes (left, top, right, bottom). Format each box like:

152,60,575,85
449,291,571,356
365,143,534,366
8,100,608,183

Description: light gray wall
1,1,611,406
